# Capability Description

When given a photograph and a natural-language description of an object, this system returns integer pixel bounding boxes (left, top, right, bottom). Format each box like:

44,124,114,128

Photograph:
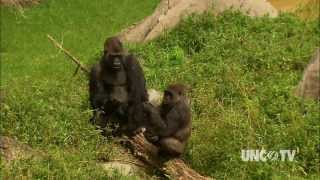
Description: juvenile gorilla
89,36,148,135
143,84,191,157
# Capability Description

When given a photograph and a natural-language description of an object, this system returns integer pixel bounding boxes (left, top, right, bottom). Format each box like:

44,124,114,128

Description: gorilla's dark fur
89,36,148,135
143,84,191,157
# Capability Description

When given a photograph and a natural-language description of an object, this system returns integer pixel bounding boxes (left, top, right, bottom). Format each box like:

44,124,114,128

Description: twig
72,66,81,77
47,34,89,75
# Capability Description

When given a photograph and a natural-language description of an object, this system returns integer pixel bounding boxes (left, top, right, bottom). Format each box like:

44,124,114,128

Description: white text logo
241,149,296,161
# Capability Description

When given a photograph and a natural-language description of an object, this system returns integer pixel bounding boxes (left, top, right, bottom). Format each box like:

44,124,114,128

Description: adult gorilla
89,36,148,135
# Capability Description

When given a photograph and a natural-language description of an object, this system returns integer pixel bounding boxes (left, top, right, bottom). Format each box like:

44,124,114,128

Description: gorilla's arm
147,104,167,131
173,107,191,141
158,108,183,137
89,64,106,109
144,103,183,137
124,54,148,104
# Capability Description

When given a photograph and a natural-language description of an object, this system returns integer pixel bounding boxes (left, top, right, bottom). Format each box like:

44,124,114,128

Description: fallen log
118,0,278,43
128,133,213,180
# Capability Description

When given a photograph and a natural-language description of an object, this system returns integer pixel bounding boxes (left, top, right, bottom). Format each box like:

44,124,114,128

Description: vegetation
1,0,319,179
0,0,159,179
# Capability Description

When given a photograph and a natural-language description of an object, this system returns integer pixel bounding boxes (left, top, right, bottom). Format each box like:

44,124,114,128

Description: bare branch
47,34,89,75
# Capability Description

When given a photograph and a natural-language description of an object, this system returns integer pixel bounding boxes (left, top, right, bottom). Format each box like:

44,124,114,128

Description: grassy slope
0,0,159,179
1,1,320,179
1,0,159,82
132,13,319,179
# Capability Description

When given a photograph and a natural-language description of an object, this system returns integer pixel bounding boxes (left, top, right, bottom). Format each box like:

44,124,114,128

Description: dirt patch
0,136,44,165
268,0,319,19
119,0,278,43
269,0,309,11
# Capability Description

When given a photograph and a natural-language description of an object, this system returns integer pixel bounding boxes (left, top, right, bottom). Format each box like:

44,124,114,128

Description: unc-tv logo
241,149,297,162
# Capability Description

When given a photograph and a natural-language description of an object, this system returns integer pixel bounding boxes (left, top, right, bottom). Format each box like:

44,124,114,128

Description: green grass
131,13,319,179
1,0,320,179
0,0,159,83
0,0,159,179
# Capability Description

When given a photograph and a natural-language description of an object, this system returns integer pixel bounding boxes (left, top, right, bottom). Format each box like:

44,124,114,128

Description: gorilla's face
110,55,124,70
104,54,125,71
163,89,180,106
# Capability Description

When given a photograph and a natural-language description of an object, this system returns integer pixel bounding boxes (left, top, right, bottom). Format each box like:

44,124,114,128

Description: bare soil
268,0,319,19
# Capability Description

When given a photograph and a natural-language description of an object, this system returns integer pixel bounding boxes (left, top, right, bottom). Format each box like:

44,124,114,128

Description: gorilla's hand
142,102,156,114
144,129,159,143
133,127,146,135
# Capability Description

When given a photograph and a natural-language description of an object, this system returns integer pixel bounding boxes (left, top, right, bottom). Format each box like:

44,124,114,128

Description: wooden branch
163,159,212,180
129,133,213,180
47,34,89,75
118,0,278,43
129,133,161,167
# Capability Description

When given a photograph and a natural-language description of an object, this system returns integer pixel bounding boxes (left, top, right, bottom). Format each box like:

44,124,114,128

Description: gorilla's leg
91,108,125,136
159,137,186,157
90,110,108,128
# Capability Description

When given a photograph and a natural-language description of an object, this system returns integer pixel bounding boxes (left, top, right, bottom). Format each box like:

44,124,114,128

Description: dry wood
47,34,89,75
118,0,278,43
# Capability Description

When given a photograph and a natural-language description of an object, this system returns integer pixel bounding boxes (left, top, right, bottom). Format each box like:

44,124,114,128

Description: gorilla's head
103,36,125,71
